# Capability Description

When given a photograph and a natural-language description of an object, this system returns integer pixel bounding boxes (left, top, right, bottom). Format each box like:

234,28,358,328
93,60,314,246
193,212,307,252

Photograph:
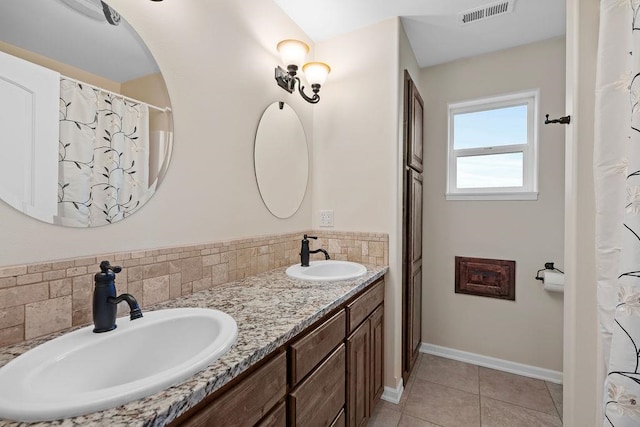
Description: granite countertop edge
0,264,388,427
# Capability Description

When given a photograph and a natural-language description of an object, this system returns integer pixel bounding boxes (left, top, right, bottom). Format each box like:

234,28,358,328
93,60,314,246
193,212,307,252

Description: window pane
453,104,527,149
457,153,523,188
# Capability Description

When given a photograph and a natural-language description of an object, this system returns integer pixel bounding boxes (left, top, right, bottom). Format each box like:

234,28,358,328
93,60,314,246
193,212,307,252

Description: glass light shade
302,62,331,86
277,39,309,69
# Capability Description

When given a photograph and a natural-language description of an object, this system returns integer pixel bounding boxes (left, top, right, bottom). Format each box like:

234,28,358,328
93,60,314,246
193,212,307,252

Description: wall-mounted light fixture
274,39,330,104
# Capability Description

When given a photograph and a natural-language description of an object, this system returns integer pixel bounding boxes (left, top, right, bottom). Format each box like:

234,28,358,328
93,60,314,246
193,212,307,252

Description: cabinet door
347,320,370,427
405,170,423,375
409,264,422,365
369,305,384,407
405,71,424,172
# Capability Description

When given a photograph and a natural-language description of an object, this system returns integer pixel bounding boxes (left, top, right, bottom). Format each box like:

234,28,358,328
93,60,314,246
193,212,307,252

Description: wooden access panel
455,256,516,300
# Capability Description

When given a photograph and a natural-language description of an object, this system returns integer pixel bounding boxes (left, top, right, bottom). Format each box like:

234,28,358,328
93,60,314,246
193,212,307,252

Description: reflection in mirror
0,0,173,227
254,102,309,219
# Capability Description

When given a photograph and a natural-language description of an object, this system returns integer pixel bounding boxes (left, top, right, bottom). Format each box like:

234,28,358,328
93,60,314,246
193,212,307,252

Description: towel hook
544,114,571,125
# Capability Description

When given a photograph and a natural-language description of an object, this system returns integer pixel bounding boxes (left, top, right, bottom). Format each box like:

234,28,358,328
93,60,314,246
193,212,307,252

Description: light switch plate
319,210,334,227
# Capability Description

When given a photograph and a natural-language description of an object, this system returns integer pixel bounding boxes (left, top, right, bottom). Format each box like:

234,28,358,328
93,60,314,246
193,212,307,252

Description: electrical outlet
319,210,334,227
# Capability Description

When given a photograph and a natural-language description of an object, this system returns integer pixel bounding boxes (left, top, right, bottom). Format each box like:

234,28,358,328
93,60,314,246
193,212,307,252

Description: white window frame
446,89,539,201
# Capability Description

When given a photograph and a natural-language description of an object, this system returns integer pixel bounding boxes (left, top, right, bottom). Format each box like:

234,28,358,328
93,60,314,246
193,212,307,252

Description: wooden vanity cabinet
346,280,385,427
172,278,384,427
177,352,287,427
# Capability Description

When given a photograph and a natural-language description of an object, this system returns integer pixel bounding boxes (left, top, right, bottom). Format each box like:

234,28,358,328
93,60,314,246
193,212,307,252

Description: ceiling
0,1,566,82
272,0,566,68
0,0,159,83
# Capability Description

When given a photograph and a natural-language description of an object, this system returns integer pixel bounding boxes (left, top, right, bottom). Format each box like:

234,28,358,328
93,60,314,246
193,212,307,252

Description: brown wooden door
347,320,370,427
407,72,424,172
407,171,423,369
402,70,424,385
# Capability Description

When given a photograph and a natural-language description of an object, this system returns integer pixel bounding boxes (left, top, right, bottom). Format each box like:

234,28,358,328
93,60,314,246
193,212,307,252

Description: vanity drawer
256,400,286,427
289,344,346,427
347,279,384,334
289,310,346,385
330,408,346,427
181,352,286,427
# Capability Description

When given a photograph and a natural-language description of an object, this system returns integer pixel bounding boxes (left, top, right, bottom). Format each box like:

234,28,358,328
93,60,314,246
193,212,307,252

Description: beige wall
121,73,172,133
563,0,600,424
313,18,403,388
420,38,566,372
0,0,315,266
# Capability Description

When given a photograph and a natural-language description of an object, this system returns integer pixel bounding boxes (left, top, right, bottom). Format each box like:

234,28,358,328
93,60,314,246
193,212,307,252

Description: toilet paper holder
535,262,564,281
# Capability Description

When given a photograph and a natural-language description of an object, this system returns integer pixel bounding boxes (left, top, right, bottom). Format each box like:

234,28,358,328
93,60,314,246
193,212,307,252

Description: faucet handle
99,260,122,274
303,234,318,240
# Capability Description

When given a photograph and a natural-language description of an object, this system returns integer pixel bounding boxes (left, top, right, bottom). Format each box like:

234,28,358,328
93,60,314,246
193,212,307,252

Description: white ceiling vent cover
459,1,515,25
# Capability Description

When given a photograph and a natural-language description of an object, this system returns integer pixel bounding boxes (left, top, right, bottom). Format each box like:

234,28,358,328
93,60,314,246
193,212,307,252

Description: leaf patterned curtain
57,78,149,227
595,1,640,425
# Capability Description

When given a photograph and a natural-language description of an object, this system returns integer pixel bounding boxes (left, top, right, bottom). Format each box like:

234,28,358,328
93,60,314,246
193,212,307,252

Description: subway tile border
0,230,388,348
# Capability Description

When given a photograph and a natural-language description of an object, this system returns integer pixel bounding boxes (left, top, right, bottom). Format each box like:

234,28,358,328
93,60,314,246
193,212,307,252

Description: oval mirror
0,0,173,227
254,102,309,219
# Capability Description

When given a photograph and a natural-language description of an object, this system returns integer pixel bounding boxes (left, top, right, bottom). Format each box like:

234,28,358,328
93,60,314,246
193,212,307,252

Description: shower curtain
58,78,149,227
596,1,640,425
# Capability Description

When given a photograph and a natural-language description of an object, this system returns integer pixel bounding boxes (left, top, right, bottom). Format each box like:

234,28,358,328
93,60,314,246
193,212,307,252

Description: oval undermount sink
286,260,367,282
0,307,237,422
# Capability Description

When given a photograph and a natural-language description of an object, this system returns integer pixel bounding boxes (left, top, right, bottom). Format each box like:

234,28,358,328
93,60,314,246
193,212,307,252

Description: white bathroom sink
0,307,238,422
286,260,367,282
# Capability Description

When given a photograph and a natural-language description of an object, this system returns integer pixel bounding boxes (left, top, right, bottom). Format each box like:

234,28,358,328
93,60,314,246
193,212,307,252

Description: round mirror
254,102,309,218
0,0,173,227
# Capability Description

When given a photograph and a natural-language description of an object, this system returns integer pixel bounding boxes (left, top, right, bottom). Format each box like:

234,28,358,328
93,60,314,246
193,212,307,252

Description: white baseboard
380,378,404,404
420,343,563,384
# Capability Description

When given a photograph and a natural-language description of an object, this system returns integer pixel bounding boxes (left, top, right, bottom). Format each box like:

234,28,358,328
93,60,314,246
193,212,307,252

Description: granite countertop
0,264,388,427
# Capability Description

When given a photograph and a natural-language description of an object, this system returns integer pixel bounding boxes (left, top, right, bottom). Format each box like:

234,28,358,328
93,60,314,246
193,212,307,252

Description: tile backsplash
0,230,388,348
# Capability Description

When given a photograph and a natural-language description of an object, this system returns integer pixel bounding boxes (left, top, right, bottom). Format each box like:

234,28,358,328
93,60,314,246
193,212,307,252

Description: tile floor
370,354,563,427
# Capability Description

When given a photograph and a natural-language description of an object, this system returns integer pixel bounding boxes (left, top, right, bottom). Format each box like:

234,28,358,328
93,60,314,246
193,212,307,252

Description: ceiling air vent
459,0,514,25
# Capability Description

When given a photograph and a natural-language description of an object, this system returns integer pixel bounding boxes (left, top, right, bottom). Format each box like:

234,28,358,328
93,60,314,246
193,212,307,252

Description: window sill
445,191,539,201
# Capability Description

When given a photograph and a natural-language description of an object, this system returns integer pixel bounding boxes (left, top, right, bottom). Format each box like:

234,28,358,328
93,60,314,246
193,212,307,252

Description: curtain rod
60,75,172,113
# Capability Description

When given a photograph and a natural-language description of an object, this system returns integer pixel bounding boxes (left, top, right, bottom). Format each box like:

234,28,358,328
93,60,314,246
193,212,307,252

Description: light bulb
302,62,331,86
277,39,309,70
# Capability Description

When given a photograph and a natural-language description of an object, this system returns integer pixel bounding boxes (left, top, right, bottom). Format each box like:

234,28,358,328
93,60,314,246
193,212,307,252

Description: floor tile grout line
478,394,563,419
545,381,563,421
391,353,563,427
478,367,483,426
